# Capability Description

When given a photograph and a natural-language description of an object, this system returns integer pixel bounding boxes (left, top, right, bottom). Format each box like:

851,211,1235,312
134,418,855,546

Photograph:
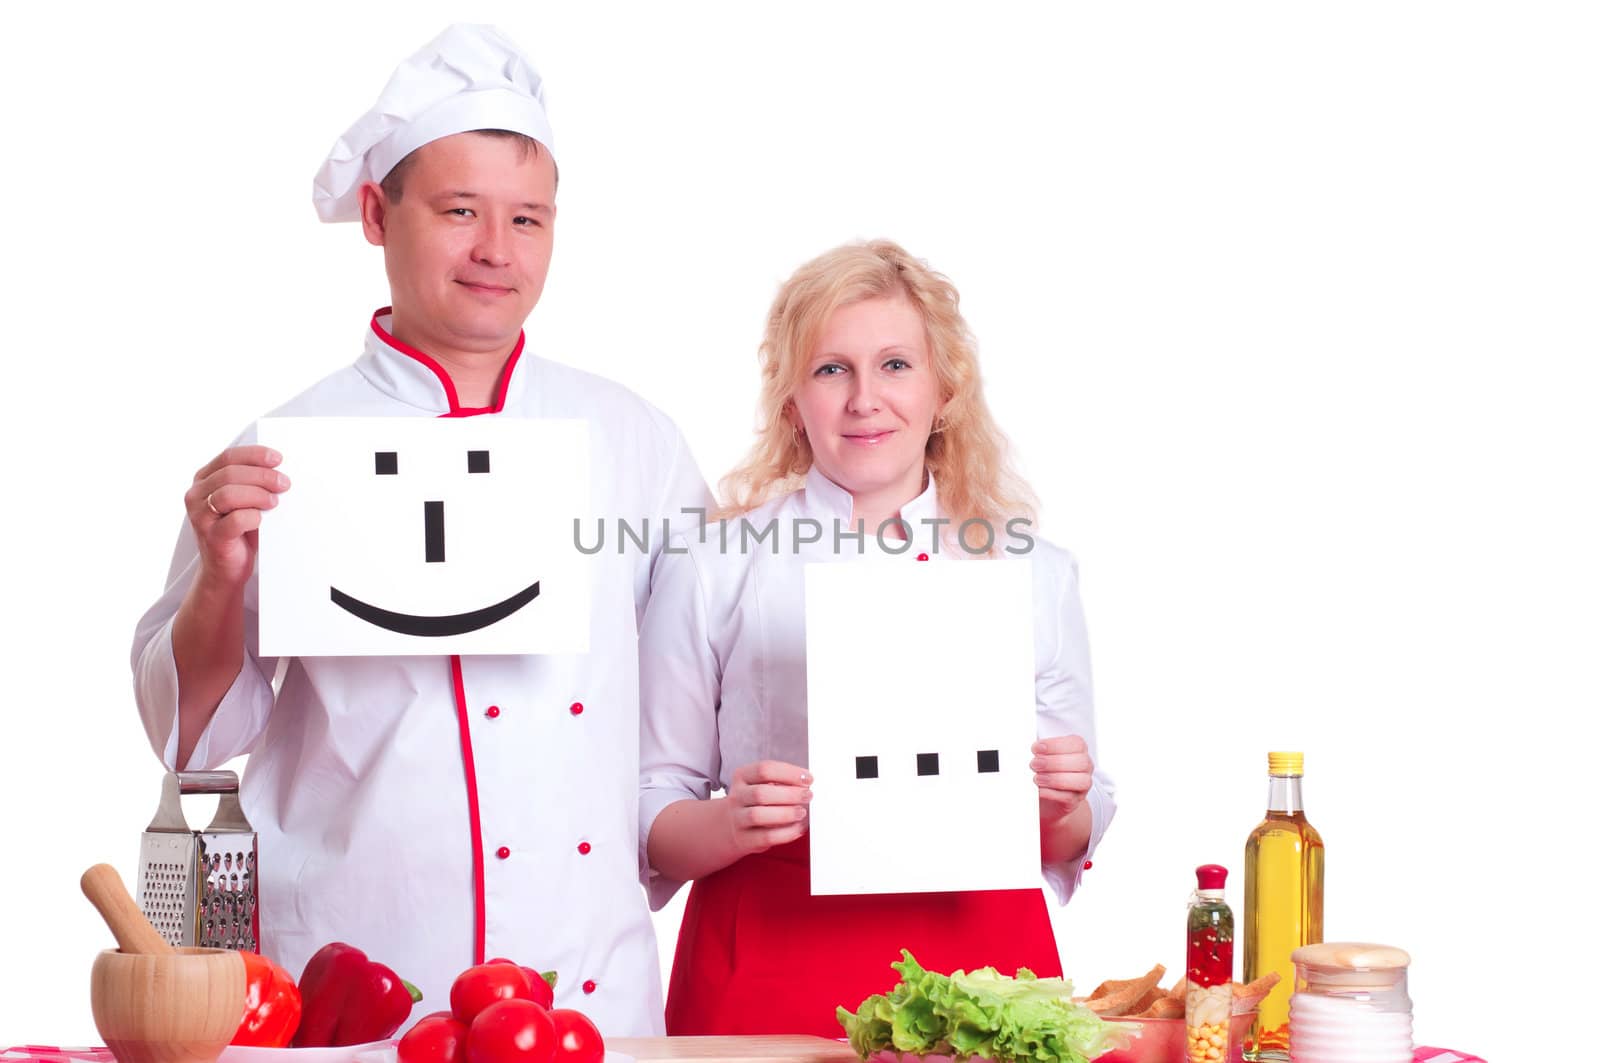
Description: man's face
367,132,557,354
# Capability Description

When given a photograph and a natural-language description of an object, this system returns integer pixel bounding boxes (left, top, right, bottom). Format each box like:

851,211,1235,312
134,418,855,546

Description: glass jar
1288,942,1412,1063
1186,865,1235,1063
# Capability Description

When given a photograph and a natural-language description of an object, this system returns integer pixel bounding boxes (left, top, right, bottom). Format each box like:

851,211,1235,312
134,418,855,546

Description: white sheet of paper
804,559,1040,895
257,417,590,657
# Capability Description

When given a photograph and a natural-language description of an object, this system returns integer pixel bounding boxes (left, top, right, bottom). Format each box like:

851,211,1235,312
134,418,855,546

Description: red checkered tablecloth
3,1048,1486,1063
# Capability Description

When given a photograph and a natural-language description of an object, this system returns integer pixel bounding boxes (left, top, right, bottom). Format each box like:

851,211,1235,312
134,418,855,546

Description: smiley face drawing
327,447,542,637
257,417,590,658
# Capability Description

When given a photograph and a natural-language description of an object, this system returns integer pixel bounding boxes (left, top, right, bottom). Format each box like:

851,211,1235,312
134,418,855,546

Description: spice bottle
1186,864,1235,1063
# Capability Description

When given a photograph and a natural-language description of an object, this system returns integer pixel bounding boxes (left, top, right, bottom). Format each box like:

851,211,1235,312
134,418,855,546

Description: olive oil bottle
1243,752,1324,1061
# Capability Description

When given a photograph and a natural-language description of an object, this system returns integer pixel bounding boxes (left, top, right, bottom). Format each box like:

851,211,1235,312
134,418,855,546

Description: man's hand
1032,734,1094,822
171,446,289,767
724,760,812,856
185,446,289,590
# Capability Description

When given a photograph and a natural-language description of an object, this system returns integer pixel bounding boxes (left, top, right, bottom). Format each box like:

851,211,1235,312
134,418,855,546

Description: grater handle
82,863,175,955
177,771,241,795
147,771,252,833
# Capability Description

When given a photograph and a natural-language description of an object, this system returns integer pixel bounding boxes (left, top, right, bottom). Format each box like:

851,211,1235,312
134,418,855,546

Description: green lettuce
837,951,1130,1063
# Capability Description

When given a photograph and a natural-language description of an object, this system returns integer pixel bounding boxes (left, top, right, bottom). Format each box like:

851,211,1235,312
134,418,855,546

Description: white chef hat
312,23,555,223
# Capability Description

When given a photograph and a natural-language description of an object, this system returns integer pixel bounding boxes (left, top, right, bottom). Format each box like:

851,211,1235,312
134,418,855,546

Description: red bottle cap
1195,864,1228,890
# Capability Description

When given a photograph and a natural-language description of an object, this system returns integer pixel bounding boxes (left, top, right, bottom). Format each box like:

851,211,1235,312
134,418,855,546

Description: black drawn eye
917,753,940,776
977,749,1000,773
468,450,490,474
855,756,879,779
375,451,398,475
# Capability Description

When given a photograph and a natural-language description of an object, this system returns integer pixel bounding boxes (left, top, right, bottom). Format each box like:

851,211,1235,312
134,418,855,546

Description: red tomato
398,1013,470,1063
548,1009,604,1063
488,958,555,1010
451,964,538,1025
526,979,553,1011
467,1000,556,1063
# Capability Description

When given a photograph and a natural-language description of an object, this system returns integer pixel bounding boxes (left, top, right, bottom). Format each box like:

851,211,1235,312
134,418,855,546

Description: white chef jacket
637,466,1116,911
131,310,709,1036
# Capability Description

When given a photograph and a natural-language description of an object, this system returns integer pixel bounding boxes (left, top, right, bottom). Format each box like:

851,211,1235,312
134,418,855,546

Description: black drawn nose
425,500,445,563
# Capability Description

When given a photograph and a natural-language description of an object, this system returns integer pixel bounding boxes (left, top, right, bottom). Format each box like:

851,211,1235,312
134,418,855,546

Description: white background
1,3,1594,1059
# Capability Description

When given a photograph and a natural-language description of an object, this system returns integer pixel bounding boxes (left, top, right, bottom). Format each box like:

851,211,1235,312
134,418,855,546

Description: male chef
130,25,707,1035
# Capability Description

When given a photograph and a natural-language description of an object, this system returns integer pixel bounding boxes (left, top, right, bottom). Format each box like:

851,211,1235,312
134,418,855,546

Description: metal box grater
136,770,260,951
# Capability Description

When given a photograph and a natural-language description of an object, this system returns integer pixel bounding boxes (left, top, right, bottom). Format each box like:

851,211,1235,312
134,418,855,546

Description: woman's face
791,295,943,505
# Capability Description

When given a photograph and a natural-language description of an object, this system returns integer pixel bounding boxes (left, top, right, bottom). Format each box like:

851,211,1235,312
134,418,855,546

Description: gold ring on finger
206,492,223,518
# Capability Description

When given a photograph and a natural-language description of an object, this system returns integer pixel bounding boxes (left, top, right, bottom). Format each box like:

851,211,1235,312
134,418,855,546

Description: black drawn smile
329,581,541,637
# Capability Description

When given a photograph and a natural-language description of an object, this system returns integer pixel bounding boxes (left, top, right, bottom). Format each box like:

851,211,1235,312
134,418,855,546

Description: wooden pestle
82,863,174,955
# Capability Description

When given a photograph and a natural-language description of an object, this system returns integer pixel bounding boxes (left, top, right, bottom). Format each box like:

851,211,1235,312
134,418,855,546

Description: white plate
221,1040,396,1063
351,1049,630,1063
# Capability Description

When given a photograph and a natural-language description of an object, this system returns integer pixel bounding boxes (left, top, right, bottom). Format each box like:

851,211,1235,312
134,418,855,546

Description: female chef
637,240,1116,1035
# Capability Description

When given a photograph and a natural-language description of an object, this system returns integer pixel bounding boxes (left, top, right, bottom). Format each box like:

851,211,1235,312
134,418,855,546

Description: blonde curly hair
719,239,1036,535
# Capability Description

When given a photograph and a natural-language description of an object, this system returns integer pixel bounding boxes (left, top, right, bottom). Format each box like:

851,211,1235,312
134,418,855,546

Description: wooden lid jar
1288,942,1412,1063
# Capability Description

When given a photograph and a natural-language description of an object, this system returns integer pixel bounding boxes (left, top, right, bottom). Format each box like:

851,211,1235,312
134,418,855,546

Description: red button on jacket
496,846,511,860
569,702,584,716
485,706,501,719
582,980,596,994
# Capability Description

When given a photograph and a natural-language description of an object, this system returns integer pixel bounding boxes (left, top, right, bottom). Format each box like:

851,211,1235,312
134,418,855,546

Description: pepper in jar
1185,864,1235,1063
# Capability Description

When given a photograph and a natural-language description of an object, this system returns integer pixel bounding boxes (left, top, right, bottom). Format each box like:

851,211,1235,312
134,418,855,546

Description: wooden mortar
82,863,246,1063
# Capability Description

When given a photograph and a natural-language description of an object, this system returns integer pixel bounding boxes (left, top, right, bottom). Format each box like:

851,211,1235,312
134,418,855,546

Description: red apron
663,834,1062,1037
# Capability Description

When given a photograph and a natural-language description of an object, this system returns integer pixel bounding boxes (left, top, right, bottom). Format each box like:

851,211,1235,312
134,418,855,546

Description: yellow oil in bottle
1243,753,1324,1062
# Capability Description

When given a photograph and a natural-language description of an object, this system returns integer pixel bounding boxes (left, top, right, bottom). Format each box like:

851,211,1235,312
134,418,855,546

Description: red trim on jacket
369,305,525,965
368,307,525,416
450,654,488,965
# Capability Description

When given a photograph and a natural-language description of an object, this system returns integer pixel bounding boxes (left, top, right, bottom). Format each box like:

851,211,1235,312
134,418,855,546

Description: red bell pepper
231,951,302,1047
292,941,422,1047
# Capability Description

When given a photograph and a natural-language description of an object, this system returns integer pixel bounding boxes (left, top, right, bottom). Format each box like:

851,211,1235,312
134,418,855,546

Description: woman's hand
724,760,812,856
1032,734,1093,822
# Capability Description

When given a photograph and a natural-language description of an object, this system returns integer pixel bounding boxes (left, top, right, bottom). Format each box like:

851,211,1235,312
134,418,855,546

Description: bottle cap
1268,751,1304,776
1195,864,1228,890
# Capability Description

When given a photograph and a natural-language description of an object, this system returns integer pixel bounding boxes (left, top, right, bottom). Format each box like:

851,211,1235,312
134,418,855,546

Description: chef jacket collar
355,307,530,415
802,464,945,553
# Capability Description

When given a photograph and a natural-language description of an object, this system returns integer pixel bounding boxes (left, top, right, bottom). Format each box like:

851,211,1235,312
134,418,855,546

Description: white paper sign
804,559,1040,895
257,417,590,657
